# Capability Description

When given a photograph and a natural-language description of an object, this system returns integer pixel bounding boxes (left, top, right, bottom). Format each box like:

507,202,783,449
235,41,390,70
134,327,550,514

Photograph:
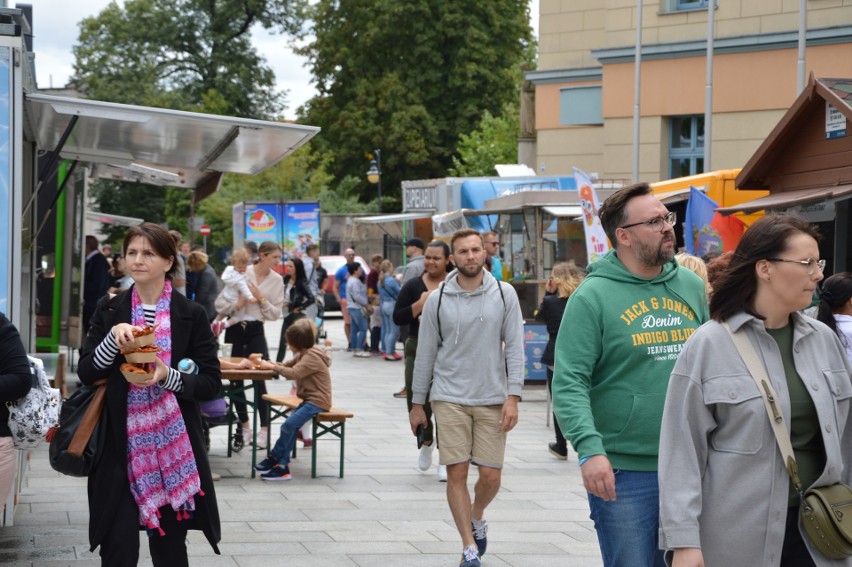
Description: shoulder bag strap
722,322,804,493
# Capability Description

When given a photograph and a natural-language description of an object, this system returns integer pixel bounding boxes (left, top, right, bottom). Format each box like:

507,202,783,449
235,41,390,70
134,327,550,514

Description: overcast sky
28,0,540,120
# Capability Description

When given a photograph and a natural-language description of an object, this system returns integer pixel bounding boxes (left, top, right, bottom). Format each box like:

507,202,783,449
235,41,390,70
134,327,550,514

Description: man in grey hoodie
410,228,524,567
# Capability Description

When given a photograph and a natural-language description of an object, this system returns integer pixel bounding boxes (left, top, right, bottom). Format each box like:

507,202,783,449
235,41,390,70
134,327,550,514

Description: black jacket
77,288,222,553
535,292,568,367
0,313,32,437
194,265,220,321
393,275,429,337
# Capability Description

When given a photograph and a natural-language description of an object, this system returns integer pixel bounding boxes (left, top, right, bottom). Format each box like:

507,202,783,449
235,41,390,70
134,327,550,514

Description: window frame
668,115,705,179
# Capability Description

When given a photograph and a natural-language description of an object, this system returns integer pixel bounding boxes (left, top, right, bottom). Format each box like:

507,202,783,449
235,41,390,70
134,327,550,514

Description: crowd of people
5,184,852,567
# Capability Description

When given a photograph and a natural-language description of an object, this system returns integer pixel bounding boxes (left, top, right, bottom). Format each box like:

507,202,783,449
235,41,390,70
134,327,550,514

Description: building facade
526,0,852,182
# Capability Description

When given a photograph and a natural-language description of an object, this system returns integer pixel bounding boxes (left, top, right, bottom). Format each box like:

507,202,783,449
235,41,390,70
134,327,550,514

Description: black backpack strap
436,282,446,344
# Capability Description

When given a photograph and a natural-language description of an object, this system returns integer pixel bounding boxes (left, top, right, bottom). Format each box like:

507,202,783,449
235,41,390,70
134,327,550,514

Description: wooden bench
262,394,355,478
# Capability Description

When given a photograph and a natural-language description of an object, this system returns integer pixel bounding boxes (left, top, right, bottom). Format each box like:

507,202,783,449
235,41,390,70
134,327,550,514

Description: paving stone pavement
1,317,603,566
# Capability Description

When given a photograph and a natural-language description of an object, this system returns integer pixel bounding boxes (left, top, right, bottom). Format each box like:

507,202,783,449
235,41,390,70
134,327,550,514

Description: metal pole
375,149,382,213
632,0,643,183
203,235,208,254
704,0,715,172
797,0,807,94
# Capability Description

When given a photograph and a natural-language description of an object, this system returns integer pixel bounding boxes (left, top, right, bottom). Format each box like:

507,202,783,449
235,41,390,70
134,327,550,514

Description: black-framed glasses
765,257,826,275
619,211,677,232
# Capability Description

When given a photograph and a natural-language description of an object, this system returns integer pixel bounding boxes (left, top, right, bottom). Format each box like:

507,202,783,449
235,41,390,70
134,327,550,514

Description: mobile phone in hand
416,424,424,449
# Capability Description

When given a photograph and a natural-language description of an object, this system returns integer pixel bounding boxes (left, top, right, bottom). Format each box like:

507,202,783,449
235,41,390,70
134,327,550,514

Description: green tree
88,180,169,245
449,106,520,177
71,0,303,118
297,0,533,208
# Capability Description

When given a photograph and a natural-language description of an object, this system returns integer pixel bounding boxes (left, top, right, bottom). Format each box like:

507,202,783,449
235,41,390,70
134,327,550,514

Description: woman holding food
77,222,222,566
214,240,284,447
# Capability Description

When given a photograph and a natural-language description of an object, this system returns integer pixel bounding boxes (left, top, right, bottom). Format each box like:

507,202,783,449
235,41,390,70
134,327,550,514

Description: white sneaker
418,443,434,471
241,428,252,446
256,429,268,448
438,464,447,482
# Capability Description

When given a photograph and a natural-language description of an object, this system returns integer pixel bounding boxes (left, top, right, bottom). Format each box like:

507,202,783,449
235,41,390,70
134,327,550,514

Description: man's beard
636,233,675,267
457,263,483,278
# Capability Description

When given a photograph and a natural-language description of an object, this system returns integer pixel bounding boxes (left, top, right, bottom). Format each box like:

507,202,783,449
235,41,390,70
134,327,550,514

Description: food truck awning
354,212,433,223
717,184,852,214
24,93,320,199
85,211,144,227
542,205,583,217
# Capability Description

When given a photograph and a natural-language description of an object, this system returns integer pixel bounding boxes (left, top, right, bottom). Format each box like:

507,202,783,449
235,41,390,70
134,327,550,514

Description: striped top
93,304,183,392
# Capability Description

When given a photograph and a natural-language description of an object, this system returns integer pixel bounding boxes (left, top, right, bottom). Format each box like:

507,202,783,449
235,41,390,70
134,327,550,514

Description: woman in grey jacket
659,214,852,567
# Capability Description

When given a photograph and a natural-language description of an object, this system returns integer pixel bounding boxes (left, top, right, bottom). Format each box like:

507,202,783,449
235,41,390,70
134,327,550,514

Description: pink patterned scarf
129,280,203,535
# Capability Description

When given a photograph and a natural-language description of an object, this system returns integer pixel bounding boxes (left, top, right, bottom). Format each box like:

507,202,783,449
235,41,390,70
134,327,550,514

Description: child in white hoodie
212,249,255,336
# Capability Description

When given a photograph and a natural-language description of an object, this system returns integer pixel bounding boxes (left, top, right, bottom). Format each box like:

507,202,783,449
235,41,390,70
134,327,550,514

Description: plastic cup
221,343,233,358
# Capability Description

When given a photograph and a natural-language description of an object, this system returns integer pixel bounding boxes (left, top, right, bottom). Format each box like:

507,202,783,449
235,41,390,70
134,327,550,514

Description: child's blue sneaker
261,465,291,481
254,457,276,472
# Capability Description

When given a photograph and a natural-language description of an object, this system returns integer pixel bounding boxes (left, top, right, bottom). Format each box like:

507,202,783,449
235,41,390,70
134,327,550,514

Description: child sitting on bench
255,319,332,481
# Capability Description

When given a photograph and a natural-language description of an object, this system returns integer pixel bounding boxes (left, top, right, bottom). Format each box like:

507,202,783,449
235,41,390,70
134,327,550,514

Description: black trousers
546,366,567,450
276,312,306,363
223,322,270,426
98,487,189,567
781,506,816,567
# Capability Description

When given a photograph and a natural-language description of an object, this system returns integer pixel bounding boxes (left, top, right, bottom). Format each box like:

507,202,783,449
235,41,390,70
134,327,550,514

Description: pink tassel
176,511,183,522
198,489,205,497
157,526,165,536
155,509,162,518
183,510,191,520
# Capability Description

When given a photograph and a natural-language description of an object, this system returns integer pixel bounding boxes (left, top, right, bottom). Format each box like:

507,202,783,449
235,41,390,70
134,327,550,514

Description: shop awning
542,205,583,217
354,212,433,223
85,211,144,227
716,184,852,214
24,93,320,199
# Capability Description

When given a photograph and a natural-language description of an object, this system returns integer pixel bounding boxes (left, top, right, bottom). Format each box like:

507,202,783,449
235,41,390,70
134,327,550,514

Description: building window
559,86,603,126
669,115,704,178
676,0,709,8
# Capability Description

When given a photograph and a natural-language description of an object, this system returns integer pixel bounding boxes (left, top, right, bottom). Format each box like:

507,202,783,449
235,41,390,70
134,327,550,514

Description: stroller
200,396,244,453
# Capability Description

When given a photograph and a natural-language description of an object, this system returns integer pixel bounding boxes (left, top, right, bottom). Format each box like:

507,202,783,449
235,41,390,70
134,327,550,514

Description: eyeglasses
619,211,677,232
765,257,826,275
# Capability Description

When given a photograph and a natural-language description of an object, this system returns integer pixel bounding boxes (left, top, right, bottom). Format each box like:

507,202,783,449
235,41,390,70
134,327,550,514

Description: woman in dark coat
187,250,219,321
536,262,585,460
0,313,32,506
78,223,221,566
276,257,314,362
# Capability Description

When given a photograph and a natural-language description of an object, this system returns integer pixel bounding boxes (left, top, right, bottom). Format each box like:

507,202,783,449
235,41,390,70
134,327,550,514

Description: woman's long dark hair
709,213,821,322
817,272,852,346
291,257,307,284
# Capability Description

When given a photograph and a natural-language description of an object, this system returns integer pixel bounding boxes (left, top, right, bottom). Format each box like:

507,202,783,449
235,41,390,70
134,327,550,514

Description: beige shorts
432,401,506,469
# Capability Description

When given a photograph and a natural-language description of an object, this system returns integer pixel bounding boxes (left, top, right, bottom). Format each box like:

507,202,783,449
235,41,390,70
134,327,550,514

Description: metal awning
542,205,582,217
85,211,144,227
716,184,852,214
354,212,433,223
654,187,699,204
24,94,320,196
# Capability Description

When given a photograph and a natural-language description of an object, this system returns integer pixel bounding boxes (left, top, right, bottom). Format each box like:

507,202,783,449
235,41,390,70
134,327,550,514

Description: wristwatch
258,297,266,305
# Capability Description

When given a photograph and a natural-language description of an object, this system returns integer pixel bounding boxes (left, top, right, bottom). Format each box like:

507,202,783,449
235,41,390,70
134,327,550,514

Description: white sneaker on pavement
418,443,434,471
438,464,447,482
256,429,268,448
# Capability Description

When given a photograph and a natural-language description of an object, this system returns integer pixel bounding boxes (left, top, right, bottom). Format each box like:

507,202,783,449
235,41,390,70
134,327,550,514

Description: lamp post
366,149,382,213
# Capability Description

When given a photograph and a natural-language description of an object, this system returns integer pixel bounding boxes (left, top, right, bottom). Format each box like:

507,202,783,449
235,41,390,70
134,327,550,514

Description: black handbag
47,378,108,477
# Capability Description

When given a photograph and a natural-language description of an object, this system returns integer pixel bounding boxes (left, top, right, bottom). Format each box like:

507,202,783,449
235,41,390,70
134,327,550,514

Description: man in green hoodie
552,183,709,567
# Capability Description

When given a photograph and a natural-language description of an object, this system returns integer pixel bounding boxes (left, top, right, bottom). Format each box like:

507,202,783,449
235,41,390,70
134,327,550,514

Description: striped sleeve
159,367,184,393
93,334,120,370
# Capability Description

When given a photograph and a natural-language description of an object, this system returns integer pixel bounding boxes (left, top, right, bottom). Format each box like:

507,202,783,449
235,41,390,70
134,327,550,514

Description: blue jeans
348,307,367,351
380,301,399,356
269,402,325,465
587,470,666,567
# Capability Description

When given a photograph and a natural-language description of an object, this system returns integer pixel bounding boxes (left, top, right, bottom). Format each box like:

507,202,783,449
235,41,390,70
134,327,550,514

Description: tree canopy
71,0,303,118
297,0,533,207
449,105,521,177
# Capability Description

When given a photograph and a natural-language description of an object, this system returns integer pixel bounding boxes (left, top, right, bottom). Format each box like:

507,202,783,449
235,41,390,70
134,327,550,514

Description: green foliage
297,0,533,209
71,0,304,118
88,180,169,245
449,106,520,177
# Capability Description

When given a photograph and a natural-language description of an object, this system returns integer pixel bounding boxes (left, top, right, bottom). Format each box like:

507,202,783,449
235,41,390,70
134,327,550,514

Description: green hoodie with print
552,250,709,471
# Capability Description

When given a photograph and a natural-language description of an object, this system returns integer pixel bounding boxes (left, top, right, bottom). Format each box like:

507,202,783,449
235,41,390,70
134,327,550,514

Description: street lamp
366,148,382,213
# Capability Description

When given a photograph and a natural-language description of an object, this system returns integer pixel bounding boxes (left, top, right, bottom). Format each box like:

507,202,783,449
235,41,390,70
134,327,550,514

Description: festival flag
573,167,611,264
683,186,746,255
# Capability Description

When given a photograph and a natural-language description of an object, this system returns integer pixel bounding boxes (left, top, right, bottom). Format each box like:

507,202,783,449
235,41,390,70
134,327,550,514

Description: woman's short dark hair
347,261,361,275
599,182,653,247
285,318,317,351
709,213,821,322
817,272,852,346
123,223,178,279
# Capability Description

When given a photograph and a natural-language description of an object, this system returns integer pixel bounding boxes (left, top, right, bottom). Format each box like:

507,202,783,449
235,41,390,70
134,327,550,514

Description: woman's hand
113,323,143,351
247,281,264,302
123,359,163,388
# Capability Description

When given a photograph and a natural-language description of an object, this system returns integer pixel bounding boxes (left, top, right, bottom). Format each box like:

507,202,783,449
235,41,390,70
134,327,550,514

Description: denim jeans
269,402,325,465
380,301,399,356
348,307,367,351
587,470,666,567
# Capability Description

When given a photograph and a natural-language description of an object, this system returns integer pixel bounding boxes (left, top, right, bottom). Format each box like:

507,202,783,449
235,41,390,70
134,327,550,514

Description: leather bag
723,323,852,559
47,378,108,477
